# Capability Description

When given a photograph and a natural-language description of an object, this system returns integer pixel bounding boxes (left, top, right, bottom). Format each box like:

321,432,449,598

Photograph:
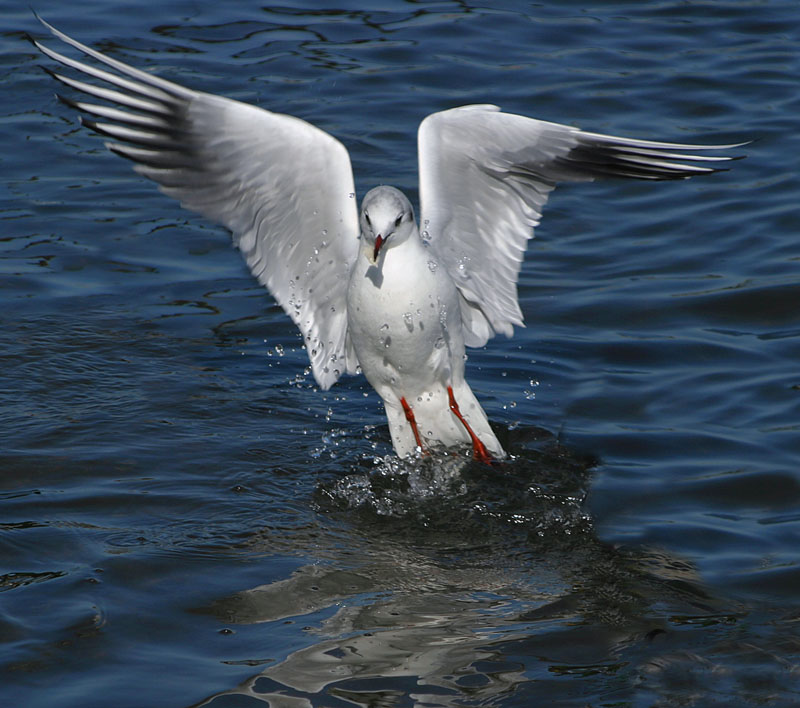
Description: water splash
314,428,596,543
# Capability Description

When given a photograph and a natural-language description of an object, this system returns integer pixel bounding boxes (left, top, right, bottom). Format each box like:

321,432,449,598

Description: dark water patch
0,570,67,593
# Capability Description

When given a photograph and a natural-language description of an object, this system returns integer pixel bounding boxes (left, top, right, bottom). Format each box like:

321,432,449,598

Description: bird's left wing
419,104,744,348
34,17,360,390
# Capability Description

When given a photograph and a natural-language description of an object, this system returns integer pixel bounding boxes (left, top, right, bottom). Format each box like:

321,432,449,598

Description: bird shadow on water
192,428,752,707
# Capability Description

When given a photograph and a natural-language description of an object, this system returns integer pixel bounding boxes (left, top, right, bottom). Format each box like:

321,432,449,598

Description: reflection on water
192,439,757,707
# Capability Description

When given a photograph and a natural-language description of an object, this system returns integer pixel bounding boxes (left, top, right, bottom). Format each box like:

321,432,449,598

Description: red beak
373,234,384,261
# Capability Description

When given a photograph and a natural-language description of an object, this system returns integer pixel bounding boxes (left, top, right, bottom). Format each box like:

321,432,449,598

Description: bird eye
394,214,403,227
365,212,371,226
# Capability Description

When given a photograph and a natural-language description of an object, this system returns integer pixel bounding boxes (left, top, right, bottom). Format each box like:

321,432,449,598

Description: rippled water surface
3,1,799,706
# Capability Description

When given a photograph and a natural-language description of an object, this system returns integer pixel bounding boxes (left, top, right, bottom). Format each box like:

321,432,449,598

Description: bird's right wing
34,17,360,390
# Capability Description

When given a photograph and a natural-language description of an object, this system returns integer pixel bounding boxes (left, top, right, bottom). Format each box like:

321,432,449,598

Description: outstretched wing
418,104,744,347
34,17,360,390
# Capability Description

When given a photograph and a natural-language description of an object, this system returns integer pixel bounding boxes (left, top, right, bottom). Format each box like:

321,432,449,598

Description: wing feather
35,17,360,389
418,104,745,347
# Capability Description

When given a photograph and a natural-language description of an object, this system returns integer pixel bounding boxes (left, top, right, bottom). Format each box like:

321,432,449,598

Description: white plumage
33,16,743,461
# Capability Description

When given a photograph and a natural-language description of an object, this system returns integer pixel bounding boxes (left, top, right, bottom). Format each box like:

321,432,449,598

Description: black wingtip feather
55,92,80,110
105,142,194,170
560,141,738,182
78,115,189,152
37,63,58,79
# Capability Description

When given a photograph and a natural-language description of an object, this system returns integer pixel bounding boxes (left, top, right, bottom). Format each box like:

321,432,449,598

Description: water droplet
427,260,438,273
380,323,389,331
275,344,284,356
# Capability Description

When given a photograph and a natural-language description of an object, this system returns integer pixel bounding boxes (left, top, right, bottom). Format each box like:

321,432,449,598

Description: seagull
32,17,743,463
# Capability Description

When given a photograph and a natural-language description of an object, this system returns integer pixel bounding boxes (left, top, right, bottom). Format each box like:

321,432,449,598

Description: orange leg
400,397,425,453
447,386,493,464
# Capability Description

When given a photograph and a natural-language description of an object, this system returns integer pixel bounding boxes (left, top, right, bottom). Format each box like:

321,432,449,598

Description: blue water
3,1,799,706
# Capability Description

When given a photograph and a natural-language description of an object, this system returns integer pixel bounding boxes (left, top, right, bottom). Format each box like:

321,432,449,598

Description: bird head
359,186,416,264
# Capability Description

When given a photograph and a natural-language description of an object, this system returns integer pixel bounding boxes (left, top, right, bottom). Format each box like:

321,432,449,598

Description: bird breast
347,239,464,395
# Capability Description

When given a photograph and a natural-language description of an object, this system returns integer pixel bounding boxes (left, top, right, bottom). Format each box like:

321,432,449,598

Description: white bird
32,17,743,462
